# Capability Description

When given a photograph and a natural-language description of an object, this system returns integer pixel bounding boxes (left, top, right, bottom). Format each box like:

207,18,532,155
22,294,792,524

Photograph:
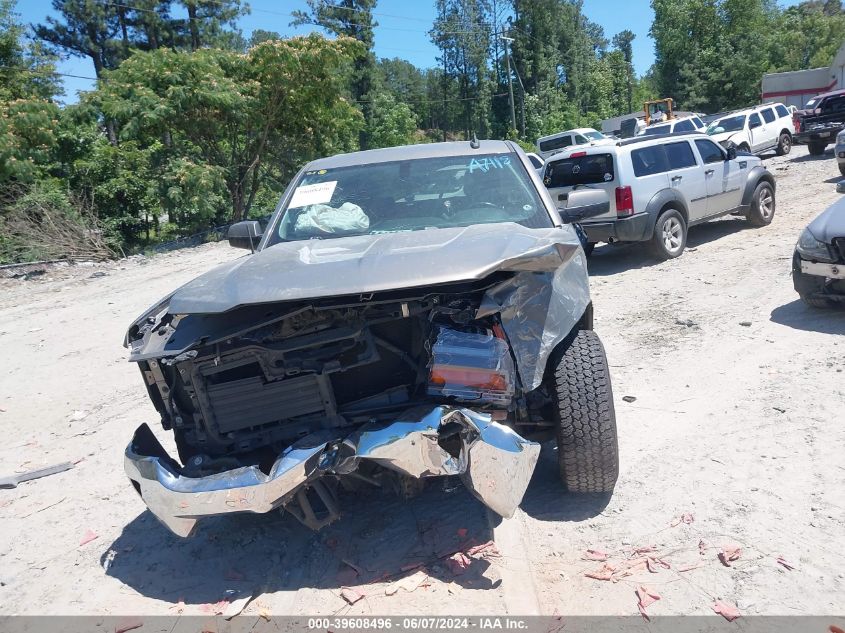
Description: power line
0,64,98,81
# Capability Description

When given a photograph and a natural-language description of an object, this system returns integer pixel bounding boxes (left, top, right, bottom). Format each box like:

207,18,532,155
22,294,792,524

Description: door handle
739,161,747,169
671,175,682,182
705,169,715,175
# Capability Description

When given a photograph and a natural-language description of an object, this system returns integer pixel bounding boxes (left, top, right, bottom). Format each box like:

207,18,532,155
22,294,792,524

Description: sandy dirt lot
1,144,844,620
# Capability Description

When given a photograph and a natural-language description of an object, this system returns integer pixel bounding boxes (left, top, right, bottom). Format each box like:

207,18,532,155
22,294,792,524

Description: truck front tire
550,330,619,494
808,142,827,156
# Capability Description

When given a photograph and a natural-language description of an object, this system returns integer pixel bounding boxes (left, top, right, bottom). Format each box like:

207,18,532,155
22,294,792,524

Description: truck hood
807,196,845,243
166,223,579,314
707,131,742,145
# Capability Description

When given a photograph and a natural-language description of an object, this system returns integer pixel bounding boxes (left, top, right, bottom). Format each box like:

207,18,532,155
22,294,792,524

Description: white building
762,42,845,108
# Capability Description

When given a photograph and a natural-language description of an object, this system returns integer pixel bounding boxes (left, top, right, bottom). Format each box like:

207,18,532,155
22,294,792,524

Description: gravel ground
1,144,844,619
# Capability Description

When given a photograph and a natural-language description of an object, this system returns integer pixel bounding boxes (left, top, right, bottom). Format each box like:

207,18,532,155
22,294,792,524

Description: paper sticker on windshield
289,181,337,208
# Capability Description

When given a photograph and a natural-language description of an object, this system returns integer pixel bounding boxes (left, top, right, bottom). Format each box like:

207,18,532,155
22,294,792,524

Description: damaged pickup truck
123,140,619,537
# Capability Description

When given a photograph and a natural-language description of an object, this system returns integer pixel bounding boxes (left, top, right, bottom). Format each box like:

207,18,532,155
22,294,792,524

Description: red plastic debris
776,556,796,571
340,587,364,605
114,618,143,633
718,546,742,567
457,528,468,538
466,540,499,557
712,600,741,621
584,564,615,581
636,585,661,608
199,600,229,615
830,626,845,633
447,552,472,575
582,549,609,562
79,529,99,546
636,586,661,620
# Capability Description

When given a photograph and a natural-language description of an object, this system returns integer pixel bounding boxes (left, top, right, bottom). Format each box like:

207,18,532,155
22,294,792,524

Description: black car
793,196,845,307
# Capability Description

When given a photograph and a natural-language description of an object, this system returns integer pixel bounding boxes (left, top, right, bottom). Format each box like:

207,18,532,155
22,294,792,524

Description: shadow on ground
519,442,611,522
588,218,749,277
770,299,845,334
102,480,499,605
788,150,833,163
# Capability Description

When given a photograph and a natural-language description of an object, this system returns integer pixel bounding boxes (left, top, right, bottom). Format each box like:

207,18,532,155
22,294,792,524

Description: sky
16,0,799,104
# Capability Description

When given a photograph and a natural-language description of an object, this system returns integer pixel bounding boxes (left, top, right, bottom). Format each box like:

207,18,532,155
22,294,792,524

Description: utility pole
500,34,517,134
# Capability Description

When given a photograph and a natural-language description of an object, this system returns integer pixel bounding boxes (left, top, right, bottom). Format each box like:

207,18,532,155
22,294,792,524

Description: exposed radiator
206,374,330,434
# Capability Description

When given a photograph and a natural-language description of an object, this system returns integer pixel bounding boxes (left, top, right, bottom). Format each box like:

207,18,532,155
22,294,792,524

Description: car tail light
793,116,800,134
615,186,634,216
570,151,587,158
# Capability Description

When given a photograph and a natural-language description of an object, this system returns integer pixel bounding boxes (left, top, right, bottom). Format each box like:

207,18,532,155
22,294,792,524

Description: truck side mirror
227,220,263,251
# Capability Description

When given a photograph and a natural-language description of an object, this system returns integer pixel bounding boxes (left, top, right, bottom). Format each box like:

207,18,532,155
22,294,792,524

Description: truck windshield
708,115,746,133
267,153,552,244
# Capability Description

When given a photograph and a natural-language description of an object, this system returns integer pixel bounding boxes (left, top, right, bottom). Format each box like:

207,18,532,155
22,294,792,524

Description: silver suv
542,133,777,259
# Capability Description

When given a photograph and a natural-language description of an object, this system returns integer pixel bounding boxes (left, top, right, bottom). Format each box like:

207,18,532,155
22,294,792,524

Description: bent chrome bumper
125,406,541,537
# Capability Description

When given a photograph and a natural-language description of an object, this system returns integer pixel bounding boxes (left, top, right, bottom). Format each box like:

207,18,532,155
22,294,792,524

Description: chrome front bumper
125,406,541,537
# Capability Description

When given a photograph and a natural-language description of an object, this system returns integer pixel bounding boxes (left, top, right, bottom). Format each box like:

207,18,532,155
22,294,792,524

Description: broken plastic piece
447,552,472,575
341,587,365,605
582,549,609,562
712,600,741,621
79,529,98,546
718,546,742,567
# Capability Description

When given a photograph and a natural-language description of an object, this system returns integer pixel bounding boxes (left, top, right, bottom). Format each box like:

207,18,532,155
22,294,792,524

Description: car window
538,135,572,152
804,98,818,109
267,153,552,244
584,130,606,141
708,115,745,133
775,104,789,118
695,139,725,164
665,141,697,169
822,96,845,113
692,117,704,128
749,113,761,127
643,124,671,136
528,154,543,169
674,119,695,132
632,146,669,177
544,153,614,188
575,134,589,144
761,108,776,123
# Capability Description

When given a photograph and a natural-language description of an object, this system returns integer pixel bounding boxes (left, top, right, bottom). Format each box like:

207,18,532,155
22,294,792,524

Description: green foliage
366,92,418,148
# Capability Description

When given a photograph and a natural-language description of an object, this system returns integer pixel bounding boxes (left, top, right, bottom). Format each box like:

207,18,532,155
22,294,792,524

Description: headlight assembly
796,227,833,262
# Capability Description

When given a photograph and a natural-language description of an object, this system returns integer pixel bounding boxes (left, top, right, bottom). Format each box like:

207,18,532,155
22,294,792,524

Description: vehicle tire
775,133,792,156
839,163,845,177
808,142,826,156
746,181,776,227
550,330,618,494
648,208,687,260
799,293,834,309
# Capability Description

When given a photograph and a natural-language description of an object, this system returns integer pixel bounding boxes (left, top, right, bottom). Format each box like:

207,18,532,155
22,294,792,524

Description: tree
366,92,418,148
291,1,378,145
95,34,364,224
612,29,635,112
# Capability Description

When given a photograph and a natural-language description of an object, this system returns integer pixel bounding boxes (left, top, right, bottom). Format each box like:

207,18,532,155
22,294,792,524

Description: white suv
638,115,706,137
706,103,793,156
542,133,777,259
536,128,613,159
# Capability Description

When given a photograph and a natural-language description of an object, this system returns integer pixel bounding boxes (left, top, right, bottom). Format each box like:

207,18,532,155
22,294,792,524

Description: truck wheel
775,133,792,156
808,142,826,156
839,163,845,177
799,293,833,309
648,208,686,259
550,330,619,493
746,181,775,227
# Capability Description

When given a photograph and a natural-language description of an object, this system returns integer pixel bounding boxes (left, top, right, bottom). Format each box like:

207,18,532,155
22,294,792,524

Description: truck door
664,140,707,221
760,107,778,148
